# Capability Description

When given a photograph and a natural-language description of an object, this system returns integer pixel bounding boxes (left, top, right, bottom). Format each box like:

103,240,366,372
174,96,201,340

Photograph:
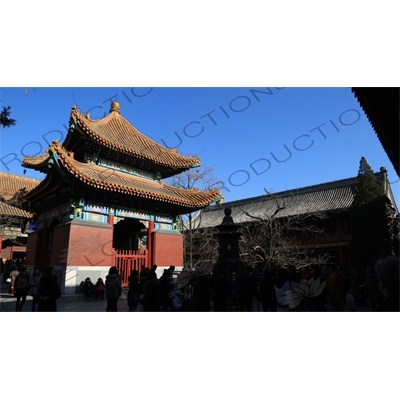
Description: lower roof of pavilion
24,141,220,216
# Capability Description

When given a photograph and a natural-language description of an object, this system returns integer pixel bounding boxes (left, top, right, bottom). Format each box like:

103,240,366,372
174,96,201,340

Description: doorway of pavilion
112,218,149,285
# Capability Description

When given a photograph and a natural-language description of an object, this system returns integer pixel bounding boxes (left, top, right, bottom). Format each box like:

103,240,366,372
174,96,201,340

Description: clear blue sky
1,87,399,207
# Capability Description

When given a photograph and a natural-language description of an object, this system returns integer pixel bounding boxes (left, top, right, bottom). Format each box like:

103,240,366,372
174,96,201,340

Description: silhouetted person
139,267,150,294
9,265,19,295
14,267,30,311
353,267,367,306
84,277,95,301
159,269,173,311
34,267,61,312
192,275,212,312
258,269,277,311
105,266,122,312
365,267,383,311
236,266,255,312
212,264,231,312
127,270,140,311
274,267,290,311
142,271,161,311
168,265,176,277
94,278,105,300
287,265,301,283
308,265,327,311
30,268,41,311
328,265,343,311
2,260,12,283
339,265,352,306
375,256,399,312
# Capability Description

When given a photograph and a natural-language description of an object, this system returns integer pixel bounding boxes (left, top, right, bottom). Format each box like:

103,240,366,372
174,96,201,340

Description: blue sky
1,87,399,207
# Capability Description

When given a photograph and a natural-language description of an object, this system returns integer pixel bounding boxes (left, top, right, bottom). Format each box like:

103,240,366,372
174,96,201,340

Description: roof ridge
205,175,366,210
0,171,42,182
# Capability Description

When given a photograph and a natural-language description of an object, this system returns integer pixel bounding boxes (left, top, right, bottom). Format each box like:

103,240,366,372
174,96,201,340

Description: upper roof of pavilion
22,102,201,178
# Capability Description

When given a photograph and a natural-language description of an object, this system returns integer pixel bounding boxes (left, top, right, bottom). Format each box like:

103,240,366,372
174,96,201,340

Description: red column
147,220,154,267
107,213,114,226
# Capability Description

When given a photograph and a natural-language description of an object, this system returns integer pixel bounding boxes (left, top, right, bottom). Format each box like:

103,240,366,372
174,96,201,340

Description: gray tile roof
195,176,369,229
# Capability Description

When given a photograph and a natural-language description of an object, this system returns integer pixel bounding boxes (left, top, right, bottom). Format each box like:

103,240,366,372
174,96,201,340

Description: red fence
112,249,149,286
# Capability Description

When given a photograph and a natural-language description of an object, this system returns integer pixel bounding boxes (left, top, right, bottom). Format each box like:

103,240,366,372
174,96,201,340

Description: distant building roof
196,171,395,229
352,88,399,176
0,201,33,219
0,172,41,201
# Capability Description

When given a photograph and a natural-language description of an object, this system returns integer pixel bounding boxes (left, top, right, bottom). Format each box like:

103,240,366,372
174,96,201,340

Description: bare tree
238,189,332,270
166,166,223,270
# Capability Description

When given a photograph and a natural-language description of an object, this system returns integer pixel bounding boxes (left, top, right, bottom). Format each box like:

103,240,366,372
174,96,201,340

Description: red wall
51,223,71,266
26,219,114,268
152,230,183,266
66,221,113,267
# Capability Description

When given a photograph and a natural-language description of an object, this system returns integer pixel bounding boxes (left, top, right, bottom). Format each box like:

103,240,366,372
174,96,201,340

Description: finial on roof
110,101,120,114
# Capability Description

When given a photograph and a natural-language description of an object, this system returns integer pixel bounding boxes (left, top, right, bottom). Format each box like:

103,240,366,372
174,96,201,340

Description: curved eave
69,106,201,173
49,142,219,211
23,168,63,204
22,152,50,172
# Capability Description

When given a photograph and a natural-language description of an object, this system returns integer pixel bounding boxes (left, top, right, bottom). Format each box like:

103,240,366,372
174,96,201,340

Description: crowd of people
1,259,61,312
120,256,399,312
1,256,398,312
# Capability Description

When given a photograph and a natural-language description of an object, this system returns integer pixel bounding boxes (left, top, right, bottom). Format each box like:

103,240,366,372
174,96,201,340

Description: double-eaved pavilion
22,102,220,294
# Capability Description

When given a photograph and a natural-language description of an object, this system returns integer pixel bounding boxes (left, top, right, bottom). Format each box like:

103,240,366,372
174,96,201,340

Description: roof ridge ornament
109,101,120,114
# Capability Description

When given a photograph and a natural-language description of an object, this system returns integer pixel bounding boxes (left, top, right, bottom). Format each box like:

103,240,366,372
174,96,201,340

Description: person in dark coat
34,267,61,312
83,277,95,301
105,266,122,312
127,270,140,311
14,267,30,312
353,267,367,306
139,267,150,295
192,275,212,312
235,266,255,312
142,270,162,311
29,268,42,311
365,267,383,311
159,269,173,311
375,256,399,312
258,269,277,311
